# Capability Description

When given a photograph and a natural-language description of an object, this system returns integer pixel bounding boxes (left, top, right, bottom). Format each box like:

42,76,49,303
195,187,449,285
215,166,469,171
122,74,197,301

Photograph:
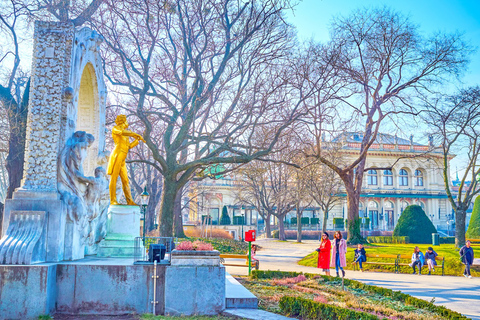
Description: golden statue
107,115,145,205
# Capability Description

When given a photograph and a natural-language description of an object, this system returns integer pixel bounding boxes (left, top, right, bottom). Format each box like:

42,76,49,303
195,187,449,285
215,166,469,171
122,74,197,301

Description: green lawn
298,243,479,277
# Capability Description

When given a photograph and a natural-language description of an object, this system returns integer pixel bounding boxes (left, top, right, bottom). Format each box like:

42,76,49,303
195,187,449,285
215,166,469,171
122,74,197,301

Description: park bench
353,253,398,272
219,254,259,270
397,254,445,276
467,239,480,246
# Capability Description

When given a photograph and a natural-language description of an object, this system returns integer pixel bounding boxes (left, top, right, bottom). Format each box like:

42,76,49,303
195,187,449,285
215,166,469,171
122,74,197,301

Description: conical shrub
466,197,480,239
393,205,437,244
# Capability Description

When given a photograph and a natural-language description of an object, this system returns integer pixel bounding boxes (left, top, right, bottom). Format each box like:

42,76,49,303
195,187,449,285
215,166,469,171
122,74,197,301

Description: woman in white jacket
410,246,425,275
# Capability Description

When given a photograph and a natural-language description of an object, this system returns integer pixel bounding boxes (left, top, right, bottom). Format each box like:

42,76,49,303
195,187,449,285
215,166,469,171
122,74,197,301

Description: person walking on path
410,246,425,275
316,232,331,276
352,243,367,271
460,240,474,279
425,247,438,275
331,231,347,278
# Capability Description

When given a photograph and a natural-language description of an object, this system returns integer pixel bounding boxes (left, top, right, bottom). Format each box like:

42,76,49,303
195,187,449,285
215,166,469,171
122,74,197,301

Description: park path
225,239,480,320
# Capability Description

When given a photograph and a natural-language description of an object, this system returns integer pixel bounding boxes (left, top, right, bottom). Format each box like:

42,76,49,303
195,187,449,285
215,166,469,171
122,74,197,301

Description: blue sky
286,0,480,87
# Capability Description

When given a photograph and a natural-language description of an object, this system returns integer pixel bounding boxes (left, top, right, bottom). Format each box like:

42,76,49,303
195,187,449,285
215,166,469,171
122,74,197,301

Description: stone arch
66,27,107,176
76,63,100,175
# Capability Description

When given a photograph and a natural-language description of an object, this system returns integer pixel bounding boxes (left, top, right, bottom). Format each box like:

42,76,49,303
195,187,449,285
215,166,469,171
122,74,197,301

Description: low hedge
271,230,346,240
367,236,410,244
252,270,467,319
280,296,379,320
440,236,455,244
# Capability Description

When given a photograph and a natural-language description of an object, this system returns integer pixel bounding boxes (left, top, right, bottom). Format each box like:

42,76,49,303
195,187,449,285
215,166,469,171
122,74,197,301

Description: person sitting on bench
352,243,367,271
425,247,438,275
409,246,425,275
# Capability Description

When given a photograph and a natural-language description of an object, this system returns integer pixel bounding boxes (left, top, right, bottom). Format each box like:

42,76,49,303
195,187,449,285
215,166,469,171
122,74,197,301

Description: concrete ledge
225,273,258,309
0,264,57,319
165,265,225,315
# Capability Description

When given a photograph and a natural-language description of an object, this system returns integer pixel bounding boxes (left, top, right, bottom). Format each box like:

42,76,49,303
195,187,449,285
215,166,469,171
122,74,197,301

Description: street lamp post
241,213,245,241
141,186,150,246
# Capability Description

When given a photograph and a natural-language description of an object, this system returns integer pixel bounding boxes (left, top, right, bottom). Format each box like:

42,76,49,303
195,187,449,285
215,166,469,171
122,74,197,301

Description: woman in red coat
317,232,331,276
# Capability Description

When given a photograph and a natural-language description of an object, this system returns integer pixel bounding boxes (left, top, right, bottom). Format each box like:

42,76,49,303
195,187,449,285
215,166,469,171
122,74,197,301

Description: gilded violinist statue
107,115,145,205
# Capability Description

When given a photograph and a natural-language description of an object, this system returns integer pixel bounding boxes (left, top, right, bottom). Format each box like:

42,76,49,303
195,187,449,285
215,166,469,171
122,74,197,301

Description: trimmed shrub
279,296,379,320
291,217,298,224
333,217,344,229
219,205,231,225
301,217,310,225
440,236,455,244
393,205,437,244
232,216,245,225
311,218,319,225
367,236,409,244
466,196,480,239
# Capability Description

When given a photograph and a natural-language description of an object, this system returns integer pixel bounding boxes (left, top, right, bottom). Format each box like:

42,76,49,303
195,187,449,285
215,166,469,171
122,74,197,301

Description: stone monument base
97,205,141,258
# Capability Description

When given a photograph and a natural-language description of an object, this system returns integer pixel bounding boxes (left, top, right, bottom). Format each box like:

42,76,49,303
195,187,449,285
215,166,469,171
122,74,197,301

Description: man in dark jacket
352,244,367,271
460,240,474,278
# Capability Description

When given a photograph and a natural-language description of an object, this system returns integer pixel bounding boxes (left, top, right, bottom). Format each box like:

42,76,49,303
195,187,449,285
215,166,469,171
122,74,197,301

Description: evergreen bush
466,197,480,239
279,296,379,320
291,217,298,224
367,236,409,244
219,205,231,225
393,205,437,244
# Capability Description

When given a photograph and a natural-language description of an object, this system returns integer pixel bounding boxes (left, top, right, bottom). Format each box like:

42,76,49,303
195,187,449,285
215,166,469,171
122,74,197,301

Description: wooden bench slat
365,254,398,258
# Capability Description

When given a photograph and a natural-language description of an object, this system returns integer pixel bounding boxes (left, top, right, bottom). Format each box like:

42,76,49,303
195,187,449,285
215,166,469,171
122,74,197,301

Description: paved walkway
225,239,480,320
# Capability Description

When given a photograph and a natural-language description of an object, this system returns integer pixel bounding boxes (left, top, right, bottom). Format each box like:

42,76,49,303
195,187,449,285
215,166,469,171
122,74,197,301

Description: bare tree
424,87,480,247
307,7,469,243
93,0,318,237
235,164,276,238
304,159,343,233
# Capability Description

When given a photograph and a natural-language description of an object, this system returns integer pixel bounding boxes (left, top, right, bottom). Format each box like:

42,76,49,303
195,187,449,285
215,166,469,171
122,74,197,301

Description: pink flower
176,240,214,251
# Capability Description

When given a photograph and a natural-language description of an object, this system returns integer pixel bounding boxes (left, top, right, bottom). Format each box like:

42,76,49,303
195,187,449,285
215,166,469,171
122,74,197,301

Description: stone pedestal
97,205,141,258
171,250,221,266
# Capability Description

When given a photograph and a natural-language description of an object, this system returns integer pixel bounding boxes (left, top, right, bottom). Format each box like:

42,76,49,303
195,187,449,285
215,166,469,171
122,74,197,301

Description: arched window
399,169,408,186
367,169,378,185
383,170,393,186
414,169,424,186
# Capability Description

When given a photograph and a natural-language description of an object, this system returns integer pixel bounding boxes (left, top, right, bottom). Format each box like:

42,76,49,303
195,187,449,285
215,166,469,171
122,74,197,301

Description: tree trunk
265,212,272,238
173,187,186,238
455,208,466,248
5,80,29,200
322,209,328,233
158,176,177,237
278,217,286,241
296,205,302,243
345,183,363,244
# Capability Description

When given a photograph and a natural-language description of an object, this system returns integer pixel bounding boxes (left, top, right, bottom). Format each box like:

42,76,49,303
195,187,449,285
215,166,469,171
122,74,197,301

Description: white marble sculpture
58,131,109,259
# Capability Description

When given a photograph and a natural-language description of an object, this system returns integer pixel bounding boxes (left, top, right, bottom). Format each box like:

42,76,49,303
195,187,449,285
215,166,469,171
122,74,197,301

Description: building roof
332,132,425,146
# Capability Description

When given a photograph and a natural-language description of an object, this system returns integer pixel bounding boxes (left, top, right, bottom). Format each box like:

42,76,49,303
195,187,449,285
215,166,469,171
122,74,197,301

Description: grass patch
242,271,467,319
298,243,477,277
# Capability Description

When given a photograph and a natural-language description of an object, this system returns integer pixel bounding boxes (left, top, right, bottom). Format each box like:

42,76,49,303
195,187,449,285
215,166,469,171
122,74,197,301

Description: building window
414,169,424,186
383,170,393,186
399,169,408,186
367,169,378,185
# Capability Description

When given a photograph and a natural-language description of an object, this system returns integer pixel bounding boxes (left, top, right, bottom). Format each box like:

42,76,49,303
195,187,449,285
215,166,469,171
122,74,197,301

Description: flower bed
240,270,467,320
